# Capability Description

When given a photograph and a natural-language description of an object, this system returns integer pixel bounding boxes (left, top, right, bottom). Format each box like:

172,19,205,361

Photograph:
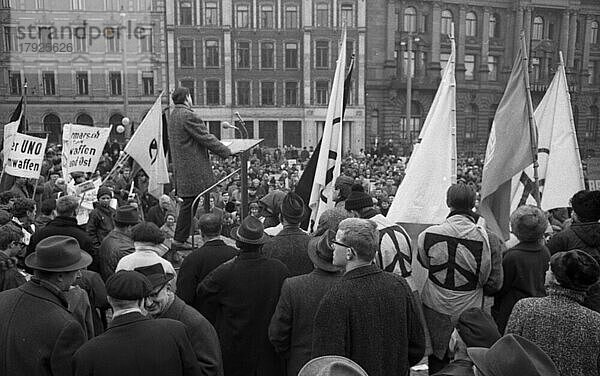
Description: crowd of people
0,86,599,376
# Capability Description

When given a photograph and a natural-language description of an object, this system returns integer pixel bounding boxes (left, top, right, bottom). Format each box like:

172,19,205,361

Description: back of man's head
571,190,600,222
199,213,222,238
56,196,79,217
12,198,35,218
40,198,57,216
446,183,476,211
172,86,190,104
337,218,379,262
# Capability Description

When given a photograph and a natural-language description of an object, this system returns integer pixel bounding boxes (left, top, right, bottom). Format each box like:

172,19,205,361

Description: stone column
429,1,441,75
561,10,570,60
543,51,550,80
582,14,593,85
456,5,466,80
514,7,523,59
333,0,338,27
358,32,365,106
253,0,257,28
386,0,396,61
568,11,578,68
480,8,490,82
277,0,282,28
524,7,532,47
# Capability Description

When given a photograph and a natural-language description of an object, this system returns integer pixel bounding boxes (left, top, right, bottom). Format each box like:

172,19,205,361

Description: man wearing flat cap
198,215,289,376
262,192,313,276
168,86,232,251
98,205,139,281
73,270,200,376
0,235,91,376
135,263,224,376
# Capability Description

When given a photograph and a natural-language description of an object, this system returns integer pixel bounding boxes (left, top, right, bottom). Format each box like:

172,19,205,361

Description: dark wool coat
86,205,115,250
492,241,550,333
269,268,343,376
262,226,313,277
547,222,600,312
28,216,94,257
73,312,200,376
0,280,87,376
176,238,238,323
98,228,134,281
159,296,224,376
168,104,231,197
506,286,600,376
312,264,425,376
197,251,290,376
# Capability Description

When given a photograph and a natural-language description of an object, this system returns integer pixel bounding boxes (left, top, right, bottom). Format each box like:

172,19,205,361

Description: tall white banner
62,124,112,177
5,133,48,179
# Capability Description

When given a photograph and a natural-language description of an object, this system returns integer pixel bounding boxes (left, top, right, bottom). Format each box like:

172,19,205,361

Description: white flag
386,35,457,224
308,29,347,229
510,59,585,212
124,92,170,199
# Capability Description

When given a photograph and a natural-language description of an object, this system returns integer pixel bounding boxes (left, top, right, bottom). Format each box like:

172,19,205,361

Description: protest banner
4,133,47,179
62,124,112,177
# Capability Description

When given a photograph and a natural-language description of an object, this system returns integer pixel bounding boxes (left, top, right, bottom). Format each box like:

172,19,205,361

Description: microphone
221,121,240,130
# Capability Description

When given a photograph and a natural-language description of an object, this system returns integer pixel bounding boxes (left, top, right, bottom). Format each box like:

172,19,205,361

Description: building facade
0,0,166,144
165,0,366,152
366,0,600,157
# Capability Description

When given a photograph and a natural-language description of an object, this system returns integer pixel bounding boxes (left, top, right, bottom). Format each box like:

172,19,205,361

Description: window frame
260,81,275,106
285,41,299,69
284,81,298,106
591,21,599,45
260,41,275,69
236,41,251,69
236,4,250,28
205,79,221,105
179,39,194,67
284,4,298,29
76,71,89,95
340,3,354,28
441,10,453,36
260,3,274,29
464,54,476,81
315,80,329,105
532,16,544,41
236,81,251,106
179,0,193,25
315,3,329,28
465,11,477,37
109,71,123,96
142,71,154,96
204,1,219,26
403,7,416,33
205,39,220,68
315,40,329,69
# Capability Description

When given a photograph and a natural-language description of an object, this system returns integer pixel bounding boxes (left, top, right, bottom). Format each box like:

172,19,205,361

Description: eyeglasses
331,240,355,255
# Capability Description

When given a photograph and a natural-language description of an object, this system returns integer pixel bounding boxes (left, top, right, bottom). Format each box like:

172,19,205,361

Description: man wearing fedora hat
134,263,224,376
0,235,91,376
98,205,139,281
269,230,344,376
73,270,200,376
262,192,313,277
198,215,289,376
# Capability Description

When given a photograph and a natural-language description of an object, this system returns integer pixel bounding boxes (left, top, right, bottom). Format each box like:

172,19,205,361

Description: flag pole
449,23,457,184
520,31,541,207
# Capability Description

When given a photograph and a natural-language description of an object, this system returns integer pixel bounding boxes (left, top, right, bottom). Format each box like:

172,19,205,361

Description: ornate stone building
366,0,600,157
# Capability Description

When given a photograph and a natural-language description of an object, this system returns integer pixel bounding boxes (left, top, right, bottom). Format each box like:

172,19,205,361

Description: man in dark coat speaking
168,87,232,249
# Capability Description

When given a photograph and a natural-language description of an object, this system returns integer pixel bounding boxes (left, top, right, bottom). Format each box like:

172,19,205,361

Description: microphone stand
234,113,250,219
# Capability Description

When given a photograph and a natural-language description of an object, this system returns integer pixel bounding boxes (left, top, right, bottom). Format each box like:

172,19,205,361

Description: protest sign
62,124,111,176
4,133,47,179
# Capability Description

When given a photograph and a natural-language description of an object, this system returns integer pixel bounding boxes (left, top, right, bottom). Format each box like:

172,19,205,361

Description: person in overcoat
269,230,344,376
197,216,289,376
262,192,313,276
177,213,238,323
73,270,200,376
168,87,232,249
312,218,425,376
0,236,91,376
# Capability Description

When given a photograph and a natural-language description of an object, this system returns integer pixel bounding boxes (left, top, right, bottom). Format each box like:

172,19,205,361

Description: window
206,80,220,105
419,14,427,33
440,53,451,70
76,114,93,126
74,30,87,52
316,81,328,105
403,51,415,78
138,0,152,11
261,42,274,69
76,72,89,95
140,28,152,53
261,81,275,105
237,41,250,68
548,23,555,40
36,0,44,8
0,0,11,8
285,5,298,28
237,81,250,105
42,71,56,95
72,0,83,10
105,0,120,11
465,54,475,80
110,72,122,95
587,106,598,140
180,0,193,25
142,71,154,95
180,80,195,103
285,42,298,69
465,12,477,37
205,40,219,67
236,4,250,28
589,61,597,85
107,30,121,53
488,55,498,81
3,27,16,52
315,40,329,69
180,39,194,67
346,40,354,66
531,57,540,81
465,104,478,140
340,3,354,27
403,7,416,32
285,81,298,105
489,14,498,38
205,2,219,25
532,16,544,40
260,4,274,28
316,3,329,27
9,71,21,95
346,79,355,105
592,21,599,45
441,10,453,36
39,27,52,45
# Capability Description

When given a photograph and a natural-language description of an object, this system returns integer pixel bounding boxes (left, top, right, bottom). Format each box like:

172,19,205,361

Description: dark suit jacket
269,268,343,376
176,238,238,322
312,264,425,376
160,296,224,376
197,251,290,376
28,216,94,258
262,226,313,277
168,104,231,197
0,280,87,376
73,312,200,376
